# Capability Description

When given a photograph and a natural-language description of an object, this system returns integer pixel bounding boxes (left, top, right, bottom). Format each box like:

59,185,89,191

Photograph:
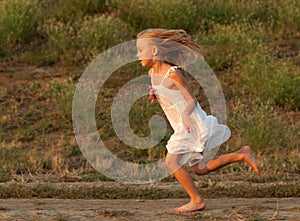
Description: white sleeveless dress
151,66,231,166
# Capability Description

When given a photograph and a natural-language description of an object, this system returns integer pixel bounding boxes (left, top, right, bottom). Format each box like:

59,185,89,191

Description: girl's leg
166,153,206,212
191,146,259,175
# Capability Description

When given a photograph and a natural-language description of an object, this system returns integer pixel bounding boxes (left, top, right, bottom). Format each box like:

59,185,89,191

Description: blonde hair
137,29,202,67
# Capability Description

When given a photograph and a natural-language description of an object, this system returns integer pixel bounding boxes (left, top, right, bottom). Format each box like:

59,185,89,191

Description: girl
136,29,259,213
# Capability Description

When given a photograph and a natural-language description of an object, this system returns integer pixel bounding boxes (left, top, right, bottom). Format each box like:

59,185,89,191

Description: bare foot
174,201,206,213
238,146,259,175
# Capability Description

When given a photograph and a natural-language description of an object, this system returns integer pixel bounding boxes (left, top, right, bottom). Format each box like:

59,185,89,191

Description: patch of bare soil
0,198,300,221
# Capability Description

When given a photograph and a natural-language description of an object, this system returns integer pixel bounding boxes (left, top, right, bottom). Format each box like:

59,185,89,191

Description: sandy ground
0,198,300,221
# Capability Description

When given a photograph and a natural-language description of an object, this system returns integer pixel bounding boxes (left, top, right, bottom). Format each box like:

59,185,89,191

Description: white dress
151,66,231,166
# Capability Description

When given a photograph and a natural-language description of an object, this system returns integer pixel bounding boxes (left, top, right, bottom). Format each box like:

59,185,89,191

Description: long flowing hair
137,29,203,68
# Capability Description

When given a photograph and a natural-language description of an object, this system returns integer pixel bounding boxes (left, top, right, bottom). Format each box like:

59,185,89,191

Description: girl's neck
151,62,172,75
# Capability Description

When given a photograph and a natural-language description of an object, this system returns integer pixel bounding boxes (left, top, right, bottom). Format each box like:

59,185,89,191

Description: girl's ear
152,46,158,56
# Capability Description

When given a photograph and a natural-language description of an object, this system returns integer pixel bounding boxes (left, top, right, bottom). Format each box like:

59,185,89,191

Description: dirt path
0,198,299,221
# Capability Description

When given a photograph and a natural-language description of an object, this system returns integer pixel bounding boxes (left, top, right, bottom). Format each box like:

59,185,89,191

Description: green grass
38,0,107,23
0,0,299,187
36,14,133,65
111,0,199,32
0,179,299,198
0,0,38,48
227,99,299,175
237,51,300,109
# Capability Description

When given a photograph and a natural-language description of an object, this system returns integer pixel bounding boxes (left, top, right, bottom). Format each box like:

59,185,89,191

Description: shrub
38,15,133,65
192,0,300,36
0,0,38,49
228,99,298,151
237,51,300,109
196,21,265,70
0,145,32,178
76,15,134,63
193,0,250,26
37,18,76,64
196,20,299,110
111,0,198,32
39,0,107,22
227,99,299,174
48,78,75,123
246,0,300,36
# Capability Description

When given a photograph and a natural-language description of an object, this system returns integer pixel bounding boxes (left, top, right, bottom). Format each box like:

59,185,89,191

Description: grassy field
0,0,299,196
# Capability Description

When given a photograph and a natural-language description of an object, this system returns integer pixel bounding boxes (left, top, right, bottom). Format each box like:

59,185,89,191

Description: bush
193,0,251,26
246,0,300,36
196,21,265,70
0,0,38,49
39,0,107,23
237,51,300,109
192,0,300,36
227,99,299,174
76,15,134,63
196,20,299,110
38,15,133,65
111,0,198,32
228,99,298,152
48,78,75,123
37,18,76,64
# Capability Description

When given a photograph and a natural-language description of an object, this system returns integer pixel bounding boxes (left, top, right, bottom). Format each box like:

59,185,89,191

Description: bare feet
238,146,259,175
174,201,206,212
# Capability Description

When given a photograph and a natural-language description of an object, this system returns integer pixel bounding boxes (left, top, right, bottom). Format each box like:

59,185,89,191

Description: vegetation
0,0,299,195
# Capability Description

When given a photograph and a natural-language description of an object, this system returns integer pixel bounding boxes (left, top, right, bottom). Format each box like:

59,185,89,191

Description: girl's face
136,38,155,67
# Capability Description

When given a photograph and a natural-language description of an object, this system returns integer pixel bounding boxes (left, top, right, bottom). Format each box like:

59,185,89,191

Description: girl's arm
148,85,156,103
169,69,197,133
148,68,156,103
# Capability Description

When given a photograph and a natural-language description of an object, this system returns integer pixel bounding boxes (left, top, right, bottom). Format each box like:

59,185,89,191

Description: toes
239,146,260,175
174,208,188,213
242,146,251,154
173,203,206,213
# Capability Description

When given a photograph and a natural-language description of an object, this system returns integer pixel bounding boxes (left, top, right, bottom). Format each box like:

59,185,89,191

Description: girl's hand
182,112,196,133
148,85,156,103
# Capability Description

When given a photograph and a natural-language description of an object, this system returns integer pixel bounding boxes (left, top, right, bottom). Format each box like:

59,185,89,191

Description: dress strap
160,69,170,85
150,68,154,76
160,66,181,85
151,66,181,86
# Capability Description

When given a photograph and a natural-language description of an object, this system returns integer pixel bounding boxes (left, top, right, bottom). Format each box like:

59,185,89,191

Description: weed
48,78,75,123
193,0,300,36
112,0,199,32
76,15,134,63
38,15,133,65
0,180,299,198
237,51,300,109
228,99,299,175
197,21,265,71
39,0,107,22
37,18,76,65
0,0,38,48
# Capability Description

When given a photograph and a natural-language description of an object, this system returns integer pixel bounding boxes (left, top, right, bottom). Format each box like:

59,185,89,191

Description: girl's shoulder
168,66,190,87
168,66,184,81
